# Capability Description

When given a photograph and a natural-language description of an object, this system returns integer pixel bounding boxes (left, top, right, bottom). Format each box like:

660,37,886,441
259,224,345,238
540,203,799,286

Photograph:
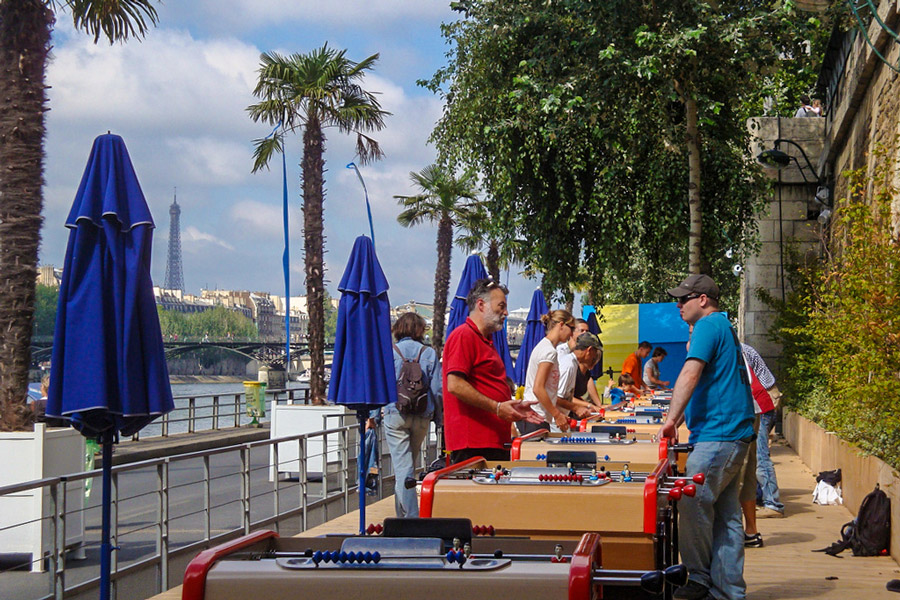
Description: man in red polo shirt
444,279,543,463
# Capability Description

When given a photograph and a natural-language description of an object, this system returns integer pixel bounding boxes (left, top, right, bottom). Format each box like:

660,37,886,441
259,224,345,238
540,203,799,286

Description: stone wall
823,0,900,238
741,117,826,376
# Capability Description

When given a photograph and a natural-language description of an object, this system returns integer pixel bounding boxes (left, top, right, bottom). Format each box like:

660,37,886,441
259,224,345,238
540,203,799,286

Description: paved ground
106,424,272,466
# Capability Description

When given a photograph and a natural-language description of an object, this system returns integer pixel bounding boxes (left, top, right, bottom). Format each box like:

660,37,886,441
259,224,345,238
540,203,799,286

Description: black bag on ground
815,483,891,557
817,468,842,487
393,343,428,416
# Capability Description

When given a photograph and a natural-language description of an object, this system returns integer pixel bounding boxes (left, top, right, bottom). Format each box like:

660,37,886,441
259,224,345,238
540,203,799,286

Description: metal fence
0,422,440,600
131,387,310,440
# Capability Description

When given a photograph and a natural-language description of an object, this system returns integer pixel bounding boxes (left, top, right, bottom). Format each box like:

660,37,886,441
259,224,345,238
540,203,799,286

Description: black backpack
816,484,891,557
393,343,429,416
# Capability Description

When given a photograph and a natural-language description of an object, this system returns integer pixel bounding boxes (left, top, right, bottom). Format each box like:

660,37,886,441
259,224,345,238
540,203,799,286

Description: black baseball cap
667,274,720,300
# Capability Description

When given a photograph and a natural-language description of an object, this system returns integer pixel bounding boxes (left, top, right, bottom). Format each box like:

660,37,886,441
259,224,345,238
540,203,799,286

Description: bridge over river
29,339,334,370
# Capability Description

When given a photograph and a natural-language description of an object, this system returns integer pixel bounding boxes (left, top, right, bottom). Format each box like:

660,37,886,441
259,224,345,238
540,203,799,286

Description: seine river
137,380,309,438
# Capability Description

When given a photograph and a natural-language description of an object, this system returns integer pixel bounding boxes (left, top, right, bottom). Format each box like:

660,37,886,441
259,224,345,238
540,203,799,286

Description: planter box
269,404,352,481
0,423,86,572
783,411,899,563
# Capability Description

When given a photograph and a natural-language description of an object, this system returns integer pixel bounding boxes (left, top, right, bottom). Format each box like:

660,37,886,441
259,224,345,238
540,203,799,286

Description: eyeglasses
677,293,703,304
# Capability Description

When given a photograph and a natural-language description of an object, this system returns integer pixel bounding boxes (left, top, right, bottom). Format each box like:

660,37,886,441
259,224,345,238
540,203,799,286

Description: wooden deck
150,441,900,600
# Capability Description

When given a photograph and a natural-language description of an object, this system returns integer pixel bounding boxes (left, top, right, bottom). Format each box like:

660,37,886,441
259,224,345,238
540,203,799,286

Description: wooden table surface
149,441,900,600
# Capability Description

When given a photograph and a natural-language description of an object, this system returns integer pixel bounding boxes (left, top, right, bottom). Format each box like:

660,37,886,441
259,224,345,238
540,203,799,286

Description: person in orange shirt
621,341,652,391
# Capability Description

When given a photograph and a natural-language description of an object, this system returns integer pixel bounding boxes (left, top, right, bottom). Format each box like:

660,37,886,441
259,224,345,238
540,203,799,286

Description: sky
40,1,548,314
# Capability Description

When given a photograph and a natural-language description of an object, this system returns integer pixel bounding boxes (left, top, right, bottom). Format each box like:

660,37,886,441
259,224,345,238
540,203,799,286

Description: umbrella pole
357,411,367,535
100,432,113,600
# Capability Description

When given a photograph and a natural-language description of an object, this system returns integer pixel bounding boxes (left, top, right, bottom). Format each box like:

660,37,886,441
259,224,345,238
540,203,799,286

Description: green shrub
762,150,900,470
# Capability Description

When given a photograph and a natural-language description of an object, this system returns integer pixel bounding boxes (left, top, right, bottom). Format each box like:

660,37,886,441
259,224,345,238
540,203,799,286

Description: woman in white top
520,309,576,433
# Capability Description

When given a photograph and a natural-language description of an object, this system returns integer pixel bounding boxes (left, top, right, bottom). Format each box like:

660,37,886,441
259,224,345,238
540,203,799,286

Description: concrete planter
0,423,86,572
783,411,899,562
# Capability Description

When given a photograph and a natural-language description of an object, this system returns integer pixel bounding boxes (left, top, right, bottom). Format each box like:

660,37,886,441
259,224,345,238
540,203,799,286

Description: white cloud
182,226,236,251
38,11,539,308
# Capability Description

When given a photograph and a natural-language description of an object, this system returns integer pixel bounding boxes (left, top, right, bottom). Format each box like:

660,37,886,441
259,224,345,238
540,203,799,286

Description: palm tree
248,44,388,404
395,165,479,357
0,0,158,432
456,205,526,283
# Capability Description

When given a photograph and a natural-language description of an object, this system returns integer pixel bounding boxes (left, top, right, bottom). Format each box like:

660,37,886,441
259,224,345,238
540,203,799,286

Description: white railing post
160,459,170,593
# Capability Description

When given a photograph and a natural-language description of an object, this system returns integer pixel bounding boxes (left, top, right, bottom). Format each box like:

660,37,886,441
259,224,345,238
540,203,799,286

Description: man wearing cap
444,278,544,463
660,274,755,600
556,332,604,419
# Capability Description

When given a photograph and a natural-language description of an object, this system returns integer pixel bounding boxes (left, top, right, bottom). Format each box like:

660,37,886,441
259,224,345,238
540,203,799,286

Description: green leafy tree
395,165,480,356
323,289,338,343
424,1,824,306
157,306,258,341
248,44,388,404
32,284,58,337
0,0,158,431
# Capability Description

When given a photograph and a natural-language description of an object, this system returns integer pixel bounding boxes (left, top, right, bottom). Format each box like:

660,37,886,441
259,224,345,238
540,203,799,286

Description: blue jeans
364,429,378,475
383,405,432,518
679,440,750,600
755,411,783,512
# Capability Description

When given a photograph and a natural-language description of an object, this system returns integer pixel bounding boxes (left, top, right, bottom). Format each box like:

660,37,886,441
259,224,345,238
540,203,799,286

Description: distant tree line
33,284,58,337
157,306,258,341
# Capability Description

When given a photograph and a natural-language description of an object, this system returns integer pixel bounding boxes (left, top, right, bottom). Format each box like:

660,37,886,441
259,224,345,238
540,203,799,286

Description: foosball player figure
567,462,577,476
551,543,567,563
590,467,599,481
621,465,633,482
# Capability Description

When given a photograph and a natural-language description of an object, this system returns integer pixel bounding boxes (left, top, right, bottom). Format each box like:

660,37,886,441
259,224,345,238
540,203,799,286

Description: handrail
0,420,441,599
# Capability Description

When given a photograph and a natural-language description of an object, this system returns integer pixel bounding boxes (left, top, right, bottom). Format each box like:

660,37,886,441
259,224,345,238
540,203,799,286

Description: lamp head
757,148,791,169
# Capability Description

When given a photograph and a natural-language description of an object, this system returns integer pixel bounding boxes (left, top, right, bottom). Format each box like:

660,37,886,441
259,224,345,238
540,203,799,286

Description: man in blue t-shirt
660,274,754,600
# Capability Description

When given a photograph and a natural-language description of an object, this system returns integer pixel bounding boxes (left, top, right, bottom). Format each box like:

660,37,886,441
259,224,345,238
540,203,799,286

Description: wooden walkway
150,441,899,600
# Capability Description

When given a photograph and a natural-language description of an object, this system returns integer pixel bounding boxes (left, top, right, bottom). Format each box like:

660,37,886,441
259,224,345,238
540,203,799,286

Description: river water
137,381,310,438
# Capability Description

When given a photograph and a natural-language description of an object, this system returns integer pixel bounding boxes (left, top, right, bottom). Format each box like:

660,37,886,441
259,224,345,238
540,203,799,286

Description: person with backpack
385,312,442,518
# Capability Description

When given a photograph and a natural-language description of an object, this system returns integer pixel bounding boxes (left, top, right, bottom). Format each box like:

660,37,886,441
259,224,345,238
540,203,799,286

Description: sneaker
744,532,764,548
757,506,784,519
673,580,711,600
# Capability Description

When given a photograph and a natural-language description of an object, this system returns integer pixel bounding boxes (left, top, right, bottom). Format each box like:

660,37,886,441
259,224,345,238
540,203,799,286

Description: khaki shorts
739,415,761,503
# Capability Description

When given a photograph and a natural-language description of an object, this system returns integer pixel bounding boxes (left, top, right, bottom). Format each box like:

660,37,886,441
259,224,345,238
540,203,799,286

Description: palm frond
66,0,159,44
250,134,284,173
355,133,385,165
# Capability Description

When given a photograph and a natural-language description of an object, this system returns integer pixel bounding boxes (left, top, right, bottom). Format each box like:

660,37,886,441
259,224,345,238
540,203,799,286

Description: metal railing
130,387,310,440
0,423,441,600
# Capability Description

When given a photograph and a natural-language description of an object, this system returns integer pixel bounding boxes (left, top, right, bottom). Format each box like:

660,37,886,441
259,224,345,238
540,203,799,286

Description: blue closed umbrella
46,133,174,600
513,288,549,386
446,253,514,378
327,236,396,533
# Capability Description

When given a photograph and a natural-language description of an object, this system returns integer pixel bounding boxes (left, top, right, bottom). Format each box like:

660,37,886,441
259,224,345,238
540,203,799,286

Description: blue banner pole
346,162,375,245
282,149,290,374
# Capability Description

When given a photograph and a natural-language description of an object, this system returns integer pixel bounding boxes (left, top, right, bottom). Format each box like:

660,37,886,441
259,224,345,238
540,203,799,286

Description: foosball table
510,431,690,473
420,456,704,573
180,519,688,600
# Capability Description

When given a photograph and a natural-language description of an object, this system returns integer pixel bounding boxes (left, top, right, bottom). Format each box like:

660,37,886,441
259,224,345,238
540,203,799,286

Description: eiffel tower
164,191,184,292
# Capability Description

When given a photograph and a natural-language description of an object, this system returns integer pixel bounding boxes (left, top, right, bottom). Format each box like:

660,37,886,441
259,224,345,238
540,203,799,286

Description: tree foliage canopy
157,306,258,341
424,0,827,307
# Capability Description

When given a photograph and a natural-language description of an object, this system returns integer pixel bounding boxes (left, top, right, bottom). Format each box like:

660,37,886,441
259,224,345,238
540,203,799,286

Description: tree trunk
685,94,702,275
431,214,453,360
486,240,500,282
302,117,327,404
0,1,53,431
564,290,574,315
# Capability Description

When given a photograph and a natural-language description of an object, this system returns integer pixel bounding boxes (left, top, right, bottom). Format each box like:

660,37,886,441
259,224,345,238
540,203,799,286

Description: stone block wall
823,1,900,238
741,117,826,378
